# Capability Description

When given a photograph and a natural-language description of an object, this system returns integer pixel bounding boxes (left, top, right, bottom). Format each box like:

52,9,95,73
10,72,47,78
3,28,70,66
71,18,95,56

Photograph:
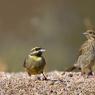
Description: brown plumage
66,29,95,75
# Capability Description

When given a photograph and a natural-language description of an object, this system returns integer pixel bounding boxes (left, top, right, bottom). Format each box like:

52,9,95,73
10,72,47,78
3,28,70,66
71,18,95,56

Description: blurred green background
0,0,95,72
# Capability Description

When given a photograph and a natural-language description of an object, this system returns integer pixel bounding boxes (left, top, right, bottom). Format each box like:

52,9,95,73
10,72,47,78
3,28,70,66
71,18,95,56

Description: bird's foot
81,72,94,78
43,76,48,80
87,72,94,78
36,75,48,81
88,71,93,76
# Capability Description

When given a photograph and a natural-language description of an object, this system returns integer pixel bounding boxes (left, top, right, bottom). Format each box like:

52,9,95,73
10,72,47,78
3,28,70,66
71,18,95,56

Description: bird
23,47,47,80
66,29,95,76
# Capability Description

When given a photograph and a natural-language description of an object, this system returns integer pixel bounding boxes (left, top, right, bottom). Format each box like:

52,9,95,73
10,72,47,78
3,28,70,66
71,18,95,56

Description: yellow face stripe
31,47,41,51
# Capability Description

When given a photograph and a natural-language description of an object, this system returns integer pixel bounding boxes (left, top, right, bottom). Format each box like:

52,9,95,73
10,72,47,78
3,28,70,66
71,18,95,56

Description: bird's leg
81,72,85,76
87,66,93,76
81,67,86,76
87,62,94,77
87,70,93,78
42,72,47,80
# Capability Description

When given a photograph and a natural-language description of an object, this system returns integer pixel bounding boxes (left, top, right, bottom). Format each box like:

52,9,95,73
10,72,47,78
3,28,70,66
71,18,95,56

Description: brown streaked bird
23,47,47,80
66,29,95,76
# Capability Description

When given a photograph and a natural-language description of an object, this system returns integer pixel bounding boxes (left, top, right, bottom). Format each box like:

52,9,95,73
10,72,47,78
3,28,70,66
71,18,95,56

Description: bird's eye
89,32,92,34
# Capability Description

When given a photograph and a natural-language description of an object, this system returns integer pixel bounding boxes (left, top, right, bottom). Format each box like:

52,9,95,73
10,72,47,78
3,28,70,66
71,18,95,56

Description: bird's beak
40,48,46,52
30,49,33,52
83,32,88,35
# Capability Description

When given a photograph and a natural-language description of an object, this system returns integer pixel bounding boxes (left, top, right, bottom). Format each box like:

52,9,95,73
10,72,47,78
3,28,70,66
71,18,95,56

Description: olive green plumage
24,47,47,79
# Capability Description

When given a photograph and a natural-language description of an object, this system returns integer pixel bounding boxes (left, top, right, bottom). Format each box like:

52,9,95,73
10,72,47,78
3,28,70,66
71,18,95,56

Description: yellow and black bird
23,47,47,80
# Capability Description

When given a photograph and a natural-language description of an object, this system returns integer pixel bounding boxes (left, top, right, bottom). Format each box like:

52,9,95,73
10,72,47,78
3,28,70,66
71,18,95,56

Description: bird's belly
26,67,43,75
76,52,95,67
26,62,45,75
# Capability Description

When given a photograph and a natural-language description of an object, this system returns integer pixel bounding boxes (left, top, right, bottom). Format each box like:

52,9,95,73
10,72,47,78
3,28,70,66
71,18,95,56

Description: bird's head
83,29,95,40
30,47,46,56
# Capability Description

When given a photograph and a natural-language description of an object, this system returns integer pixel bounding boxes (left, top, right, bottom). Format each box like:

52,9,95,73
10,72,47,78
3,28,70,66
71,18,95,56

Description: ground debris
0,71,95,95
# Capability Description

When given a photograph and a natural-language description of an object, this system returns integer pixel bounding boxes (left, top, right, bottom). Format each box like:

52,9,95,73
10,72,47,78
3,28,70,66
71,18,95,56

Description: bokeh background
0,0,95,72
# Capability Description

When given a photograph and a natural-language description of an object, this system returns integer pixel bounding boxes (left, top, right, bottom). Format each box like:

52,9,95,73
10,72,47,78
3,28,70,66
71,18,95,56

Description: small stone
68,73,73,77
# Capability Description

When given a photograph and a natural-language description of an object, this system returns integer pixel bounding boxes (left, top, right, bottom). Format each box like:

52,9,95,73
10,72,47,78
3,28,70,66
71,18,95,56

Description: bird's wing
65,43,86,72
78,48,82,57
23,58,27,68
70,41,88,68
78,41,88,57
23,56,32,68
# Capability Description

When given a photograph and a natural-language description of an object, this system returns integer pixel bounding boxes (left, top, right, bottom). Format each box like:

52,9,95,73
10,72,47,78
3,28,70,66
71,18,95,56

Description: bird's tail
65,65,77,72
23,58,26,68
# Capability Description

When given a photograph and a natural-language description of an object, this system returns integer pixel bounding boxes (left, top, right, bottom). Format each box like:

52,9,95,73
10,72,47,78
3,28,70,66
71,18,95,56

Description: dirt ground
0,71,95,95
